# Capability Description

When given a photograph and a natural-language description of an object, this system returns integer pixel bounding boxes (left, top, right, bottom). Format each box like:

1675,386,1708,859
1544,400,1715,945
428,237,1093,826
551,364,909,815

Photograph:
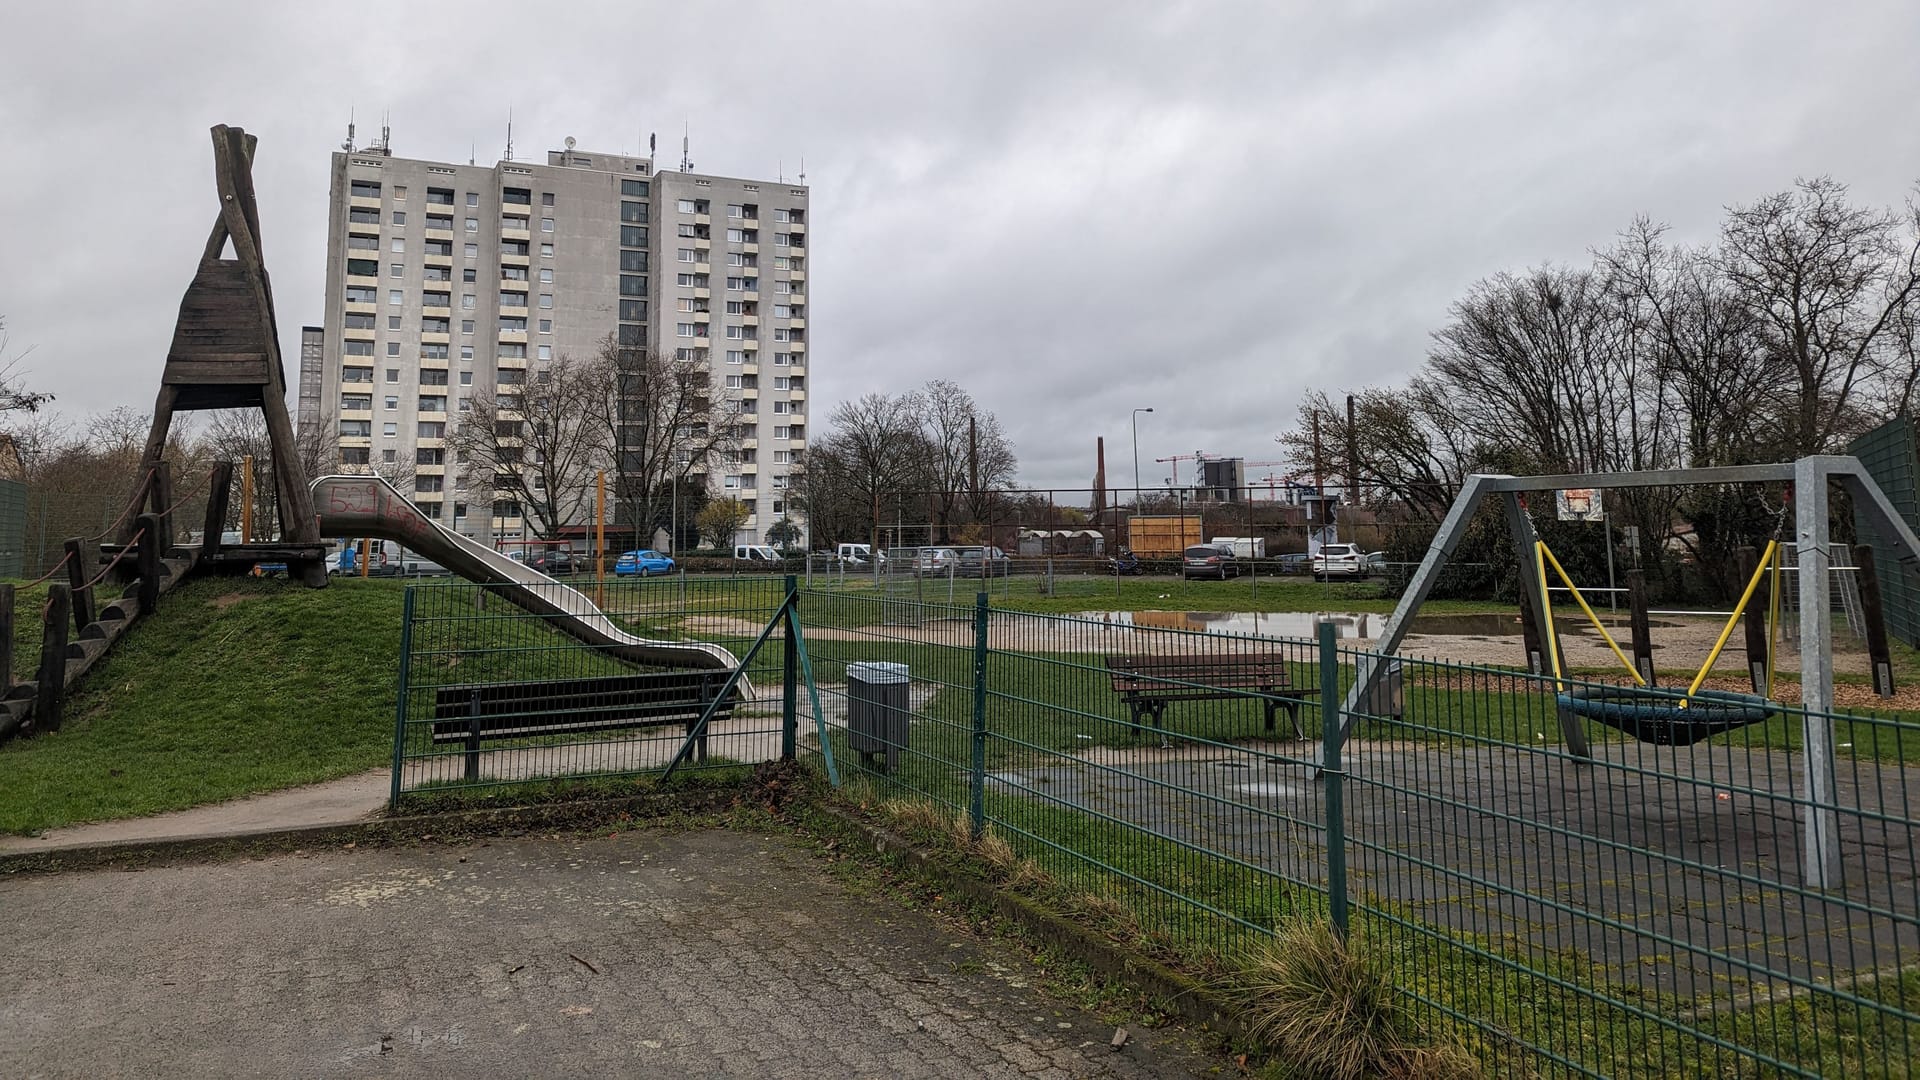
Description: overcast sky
4,1,1917,488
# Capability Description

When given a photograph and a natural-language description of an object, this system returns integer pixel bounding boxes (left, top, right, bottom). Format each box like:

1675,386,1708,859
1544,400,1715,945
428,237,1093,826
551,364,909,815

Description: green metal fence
392,581,1918,1075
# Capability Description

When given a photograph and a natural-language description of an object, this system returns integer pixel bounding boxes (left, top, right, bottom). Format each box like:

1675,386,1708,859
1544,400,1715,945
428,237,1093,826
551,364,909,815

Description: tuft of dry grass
1238,919,1475,1080
881,797,949,836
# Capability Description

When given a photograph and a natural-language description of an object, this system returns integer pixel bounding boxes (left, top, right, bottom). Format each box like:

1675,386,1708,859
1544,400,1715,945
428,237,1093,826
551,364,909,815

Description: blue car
614,549,675,576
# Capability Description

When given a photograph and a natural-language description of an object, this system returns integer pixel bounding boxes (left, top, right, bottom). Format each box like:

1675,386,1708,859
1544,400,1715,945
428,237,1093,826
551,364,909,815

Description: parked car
835,542,887,566
614,549,676,576
532,549,576,575
735,544,783,563
955,546,1010,578
1312,543,1365,580
1364,551,1388,576
1275,552,1312,576
1107,549,1142,576
1182,544,1240,580
914,547,958,573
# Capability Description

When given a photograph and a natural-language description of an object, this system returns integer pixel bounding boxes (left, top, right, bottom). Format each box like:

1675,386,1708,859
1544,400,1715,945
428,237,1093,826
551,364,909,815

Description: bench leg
1284,700,1304,740
1152,702,1170,749
1126,700,1148,740
1263,698,1278,733
465,694,483,781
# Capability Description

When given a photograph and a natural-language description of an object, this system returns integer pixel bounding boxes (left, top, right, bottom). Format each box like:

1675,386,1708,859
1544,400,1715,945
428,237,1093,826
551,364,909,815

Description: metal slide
312,474,740,673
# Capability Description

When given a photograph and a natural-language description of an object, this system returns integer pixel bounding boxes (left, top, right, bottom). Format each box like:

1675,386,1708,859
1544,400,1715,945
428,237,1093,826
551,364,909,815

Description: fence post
782,574,798,760
62,537,95,632
1319,620,1349,936
389,587,416,809
136,514,163,615
969,590,989,840
201,460,234,569
0,583,14,694
34,583,72,734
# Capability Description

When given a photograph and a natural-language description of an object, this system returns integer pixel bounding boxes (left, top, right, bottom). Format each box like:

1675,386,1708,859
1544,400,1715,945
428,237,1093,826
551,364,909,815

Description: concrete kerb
807,802,1254,1046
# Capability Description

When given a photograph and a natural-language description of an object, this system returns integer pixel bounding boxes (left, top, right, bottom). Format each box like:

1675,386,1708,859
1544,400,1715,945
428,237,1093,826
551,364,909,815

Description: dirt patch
209,591,265,611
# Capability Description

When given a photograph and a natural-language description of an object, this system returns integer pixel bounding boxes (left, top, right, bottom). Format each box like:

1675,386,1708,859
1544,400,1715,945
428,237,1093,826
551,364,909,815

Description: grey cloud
3,1,1917,488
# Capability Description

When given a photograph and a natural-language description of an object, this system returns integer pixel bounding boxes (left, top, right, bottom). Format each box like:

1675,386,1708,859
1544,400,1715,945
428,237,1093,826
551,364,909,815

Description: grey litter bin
847,661,911,773
1361,658,1404,722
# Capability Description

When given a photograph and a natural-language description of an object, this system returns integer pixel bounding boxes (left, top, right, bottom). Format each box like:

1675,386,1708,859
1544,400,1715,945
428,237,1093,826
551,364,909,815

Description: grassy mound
0,576,410,834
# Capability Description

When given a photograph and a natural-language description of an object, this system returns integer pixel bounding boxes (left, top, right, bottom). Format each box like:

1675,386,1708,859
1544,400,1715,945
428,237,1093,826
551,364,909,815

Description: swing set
1535,538,1783,746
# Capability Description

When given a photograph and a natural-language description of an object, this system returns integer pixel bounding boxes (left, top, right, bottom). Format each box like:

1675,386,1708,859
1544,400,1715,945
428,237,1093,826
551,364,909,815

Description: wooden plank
201,460,234,568
1855,544,1897,698
1627,568,1656,686
0,584,14,694
1739,547,1768,694
33,584,71,733
62,538,94,631
136,514,163,614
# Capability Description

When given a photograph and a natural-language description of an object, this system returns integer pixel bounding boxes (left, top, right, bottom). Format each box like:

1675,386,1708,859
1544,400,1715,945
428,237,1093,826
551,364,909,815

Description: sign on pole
1557,488,1605,522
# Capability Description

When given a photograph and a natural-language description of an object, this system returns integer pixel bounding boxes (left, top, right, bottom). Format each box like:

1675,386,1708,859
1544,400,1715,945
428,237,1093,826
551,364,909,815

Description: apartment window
773,376,789,390
349,208,381,226
421,343,449,359
463,217,478,233
618,323,644,346
728,204,743,218
773,353,791,366
339,420,372,437
421,369,449,386
460,371,473,385
742,277,758,292
498,343,527,358
500,316,528,332
726,301,745,315
539,294,553,309
341,447,371,465
620,300,647,322
423,290,450,307
387,289,403,305
389,263,404,278
500,291,527,307
677,199,696,213
676,298,697,313
726,351,745,365
424,266,452,282
340,393,372,411
426,187,454,205
540,243,554,258
460,344,474,360
502,187,532,205
677,223,697,238
342,366,374,384
773,450,793,464
386,341,401,357
618,200,648,224
349,179,381,199
461,294,476,309
724,325,744,340
391,211,405,226
773,209,789,223
387,368,400,382
382,449,397,463
620,275,647,296
346,258,377,277
383,423,398,437
502,240,529,257
541,217,555,232
539,268,553,283
677,323,696,338
466,191,479,207
461,268,476,283
772,400,790,415
622,179,649,197
725,277,744,291
501,215,529,232
772,328,790,342
723,475,741,489
537,345,552,360
419,395,447,412
427,214,453,231
621,226,649,247
725,375,743,389
419,421,445,438
416,448,444,465
502,266,529,281
774,281,790,294
352,313,382,331
677,273,698,287
462,319,475,334
538,319,553,333
774,426,790,440
726,228,744,243
347,235,378,251
773,305,791,318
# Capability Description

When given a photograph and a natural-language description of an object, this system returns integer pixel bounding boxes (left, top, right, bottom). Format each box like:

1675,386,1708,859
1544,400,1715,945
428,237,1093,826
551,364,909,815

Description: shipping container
1124,514,1205,557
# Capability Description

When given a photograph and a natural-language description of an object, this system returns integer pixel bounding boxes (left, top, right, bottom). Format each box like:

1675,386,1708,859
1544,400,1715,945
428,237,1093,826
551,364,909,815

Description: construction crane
1153,450,1208,489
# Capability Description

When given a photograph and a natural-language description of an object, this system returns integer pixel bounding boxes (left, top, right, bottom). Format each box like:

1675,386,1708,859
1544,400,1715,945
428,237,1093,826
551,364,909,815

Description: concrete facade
314,141,808,547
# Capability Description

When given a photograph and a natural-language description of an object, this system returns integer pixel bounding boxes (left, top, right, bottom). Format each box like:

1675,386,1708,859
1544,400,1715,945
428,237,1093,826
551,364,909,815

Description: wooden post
0,583,15,694
1739,546,1769,695
359,537,370,579
62,538,95,632
34,583,71,733
149,460,175,551
136,514,163,614
1627,568,1656,687
201,460,235,568
1854,544,1896,698
1517,583,1546,674
240,455,255,544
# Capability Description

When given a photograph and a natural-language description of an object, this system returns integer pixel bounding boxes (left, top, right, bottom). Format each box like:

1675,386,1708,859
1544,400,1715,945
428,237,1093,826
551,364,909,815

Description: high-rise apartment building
307,139,810,546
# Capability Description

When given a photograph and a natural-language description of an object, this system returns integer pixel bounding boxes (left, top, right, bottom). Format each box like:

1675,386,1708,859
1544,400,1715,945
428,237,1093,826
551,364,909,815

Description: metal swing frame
1338,455,1920,888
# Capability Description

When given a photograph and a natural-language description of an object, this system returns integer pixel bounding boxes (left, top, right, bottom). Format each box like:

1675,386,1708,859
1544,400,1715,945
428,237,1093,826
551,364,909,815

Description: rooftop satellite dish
564,136,576,150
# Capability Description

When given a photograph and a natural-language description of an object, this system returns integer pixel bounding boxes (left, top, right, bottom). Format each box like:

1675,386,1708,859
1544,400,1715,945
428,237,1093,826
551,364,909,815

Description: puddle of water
1073,610,1675,639
1234,782,1303,798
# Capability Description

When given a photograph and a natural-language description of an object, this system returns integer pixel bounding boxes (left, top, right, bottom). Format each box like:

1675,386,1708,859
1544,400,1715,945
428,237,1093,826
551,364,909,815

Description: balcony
422,332,451,344
742,315,759,327
419,356,450,369
693,237,711,250
343,326,375,342
739,437,758,450
417,437,447,449
498,329,528,343
693,262,711,275
345,273,378,288
425,227,454,241
692,311,711,323
789,340,806,352
694,213,711,225
742,290,759,303
787,291,806,304
349,195,382,210
788,318,805,330
742,242,758,255
500,299,529,314
693,287,711,300
337,436,373,448
790,389,806,401
501,226,531,242
498,355,529,368
415,463,446,475
741,339,759,352
741,362,759,375
337,409,373,422
501,251,530,266
788,221,806,234
344,301,377,316
789,270,806,284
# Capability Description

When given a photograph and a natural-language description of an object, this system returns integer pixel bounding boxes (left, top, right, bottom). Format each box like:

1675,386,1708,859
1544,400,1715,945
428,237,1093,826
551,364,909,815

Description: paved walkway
0,828,1221,1078
0,769,392,853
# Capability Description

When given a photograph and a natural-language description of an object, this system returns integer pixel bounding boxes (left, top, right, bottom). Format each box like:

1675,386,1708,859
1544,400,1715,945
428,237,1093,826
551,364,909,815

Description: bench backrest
1104,653,1293,693
430,669,735,743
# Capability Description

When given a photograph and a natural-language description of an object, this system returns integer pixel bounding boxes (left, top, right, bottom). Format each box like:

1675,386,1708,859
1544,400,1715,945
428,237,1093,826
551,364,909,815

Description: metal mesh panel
1850,417,1920,646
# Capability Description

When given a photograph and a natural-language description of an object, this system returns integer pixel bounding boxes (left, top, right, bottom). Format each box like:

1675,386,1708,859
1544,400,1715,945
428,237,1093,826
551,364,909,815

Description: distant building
296,326,325,430
312,137,810,545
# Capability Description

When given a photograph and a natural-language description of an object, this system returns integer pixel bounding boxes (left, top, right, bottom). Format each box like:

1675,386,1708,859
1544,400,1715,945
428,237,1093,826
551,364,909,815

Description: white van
835,543,886,565
734,544,782,562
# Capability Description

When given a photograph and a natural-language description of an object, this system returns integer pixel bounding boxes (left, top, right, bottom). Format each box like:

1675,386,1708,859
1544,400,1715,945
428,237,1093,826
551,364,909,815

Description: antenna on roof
378,111,391,155
503,108,515,162
798,156,806,184
649,131,656,157
470,142,476,166
681,122,693,173
777,158,784,183
342,107,356,152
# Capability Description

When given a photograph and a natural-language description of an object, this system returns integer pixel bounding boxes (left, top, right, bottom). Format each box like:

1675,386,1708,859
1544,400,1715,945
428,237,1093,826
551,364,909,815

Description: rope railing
85,468,157,545
19,551,73,590
80,529,145,591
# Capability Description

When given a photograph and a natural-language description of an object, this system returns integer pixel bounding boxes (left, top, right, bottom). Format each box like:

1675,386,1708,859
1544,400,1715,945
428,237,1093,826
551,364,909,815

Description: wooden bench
431,670,737,778
1104,653,1318,739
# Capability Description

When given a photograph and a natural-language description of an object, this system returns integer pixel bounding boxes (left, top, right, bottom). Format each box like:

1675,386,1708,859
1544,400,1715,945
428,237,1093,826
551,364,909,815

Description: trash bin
847,661,911,773
1360,658,1404,721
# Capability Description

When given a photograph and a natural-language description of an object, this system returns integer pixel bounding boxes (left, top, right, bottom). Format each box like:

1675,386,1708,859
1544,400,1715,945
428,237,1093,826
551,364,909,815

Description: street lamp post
1131,408,1153,505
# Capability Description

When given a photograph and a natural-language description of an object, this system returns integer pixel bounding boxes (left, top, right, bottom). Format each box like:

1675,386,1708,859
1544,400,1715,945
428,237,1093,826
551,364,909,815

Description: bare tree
589,341,743,548
452,351,613,540
1720,177,1920,454
920,379,1018,538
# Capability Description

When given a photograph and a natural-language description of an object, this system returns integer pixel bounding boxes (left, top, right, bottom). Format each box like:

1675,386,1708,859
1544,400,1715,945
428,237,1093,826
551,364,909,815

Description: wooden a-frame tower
139,124,325,586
